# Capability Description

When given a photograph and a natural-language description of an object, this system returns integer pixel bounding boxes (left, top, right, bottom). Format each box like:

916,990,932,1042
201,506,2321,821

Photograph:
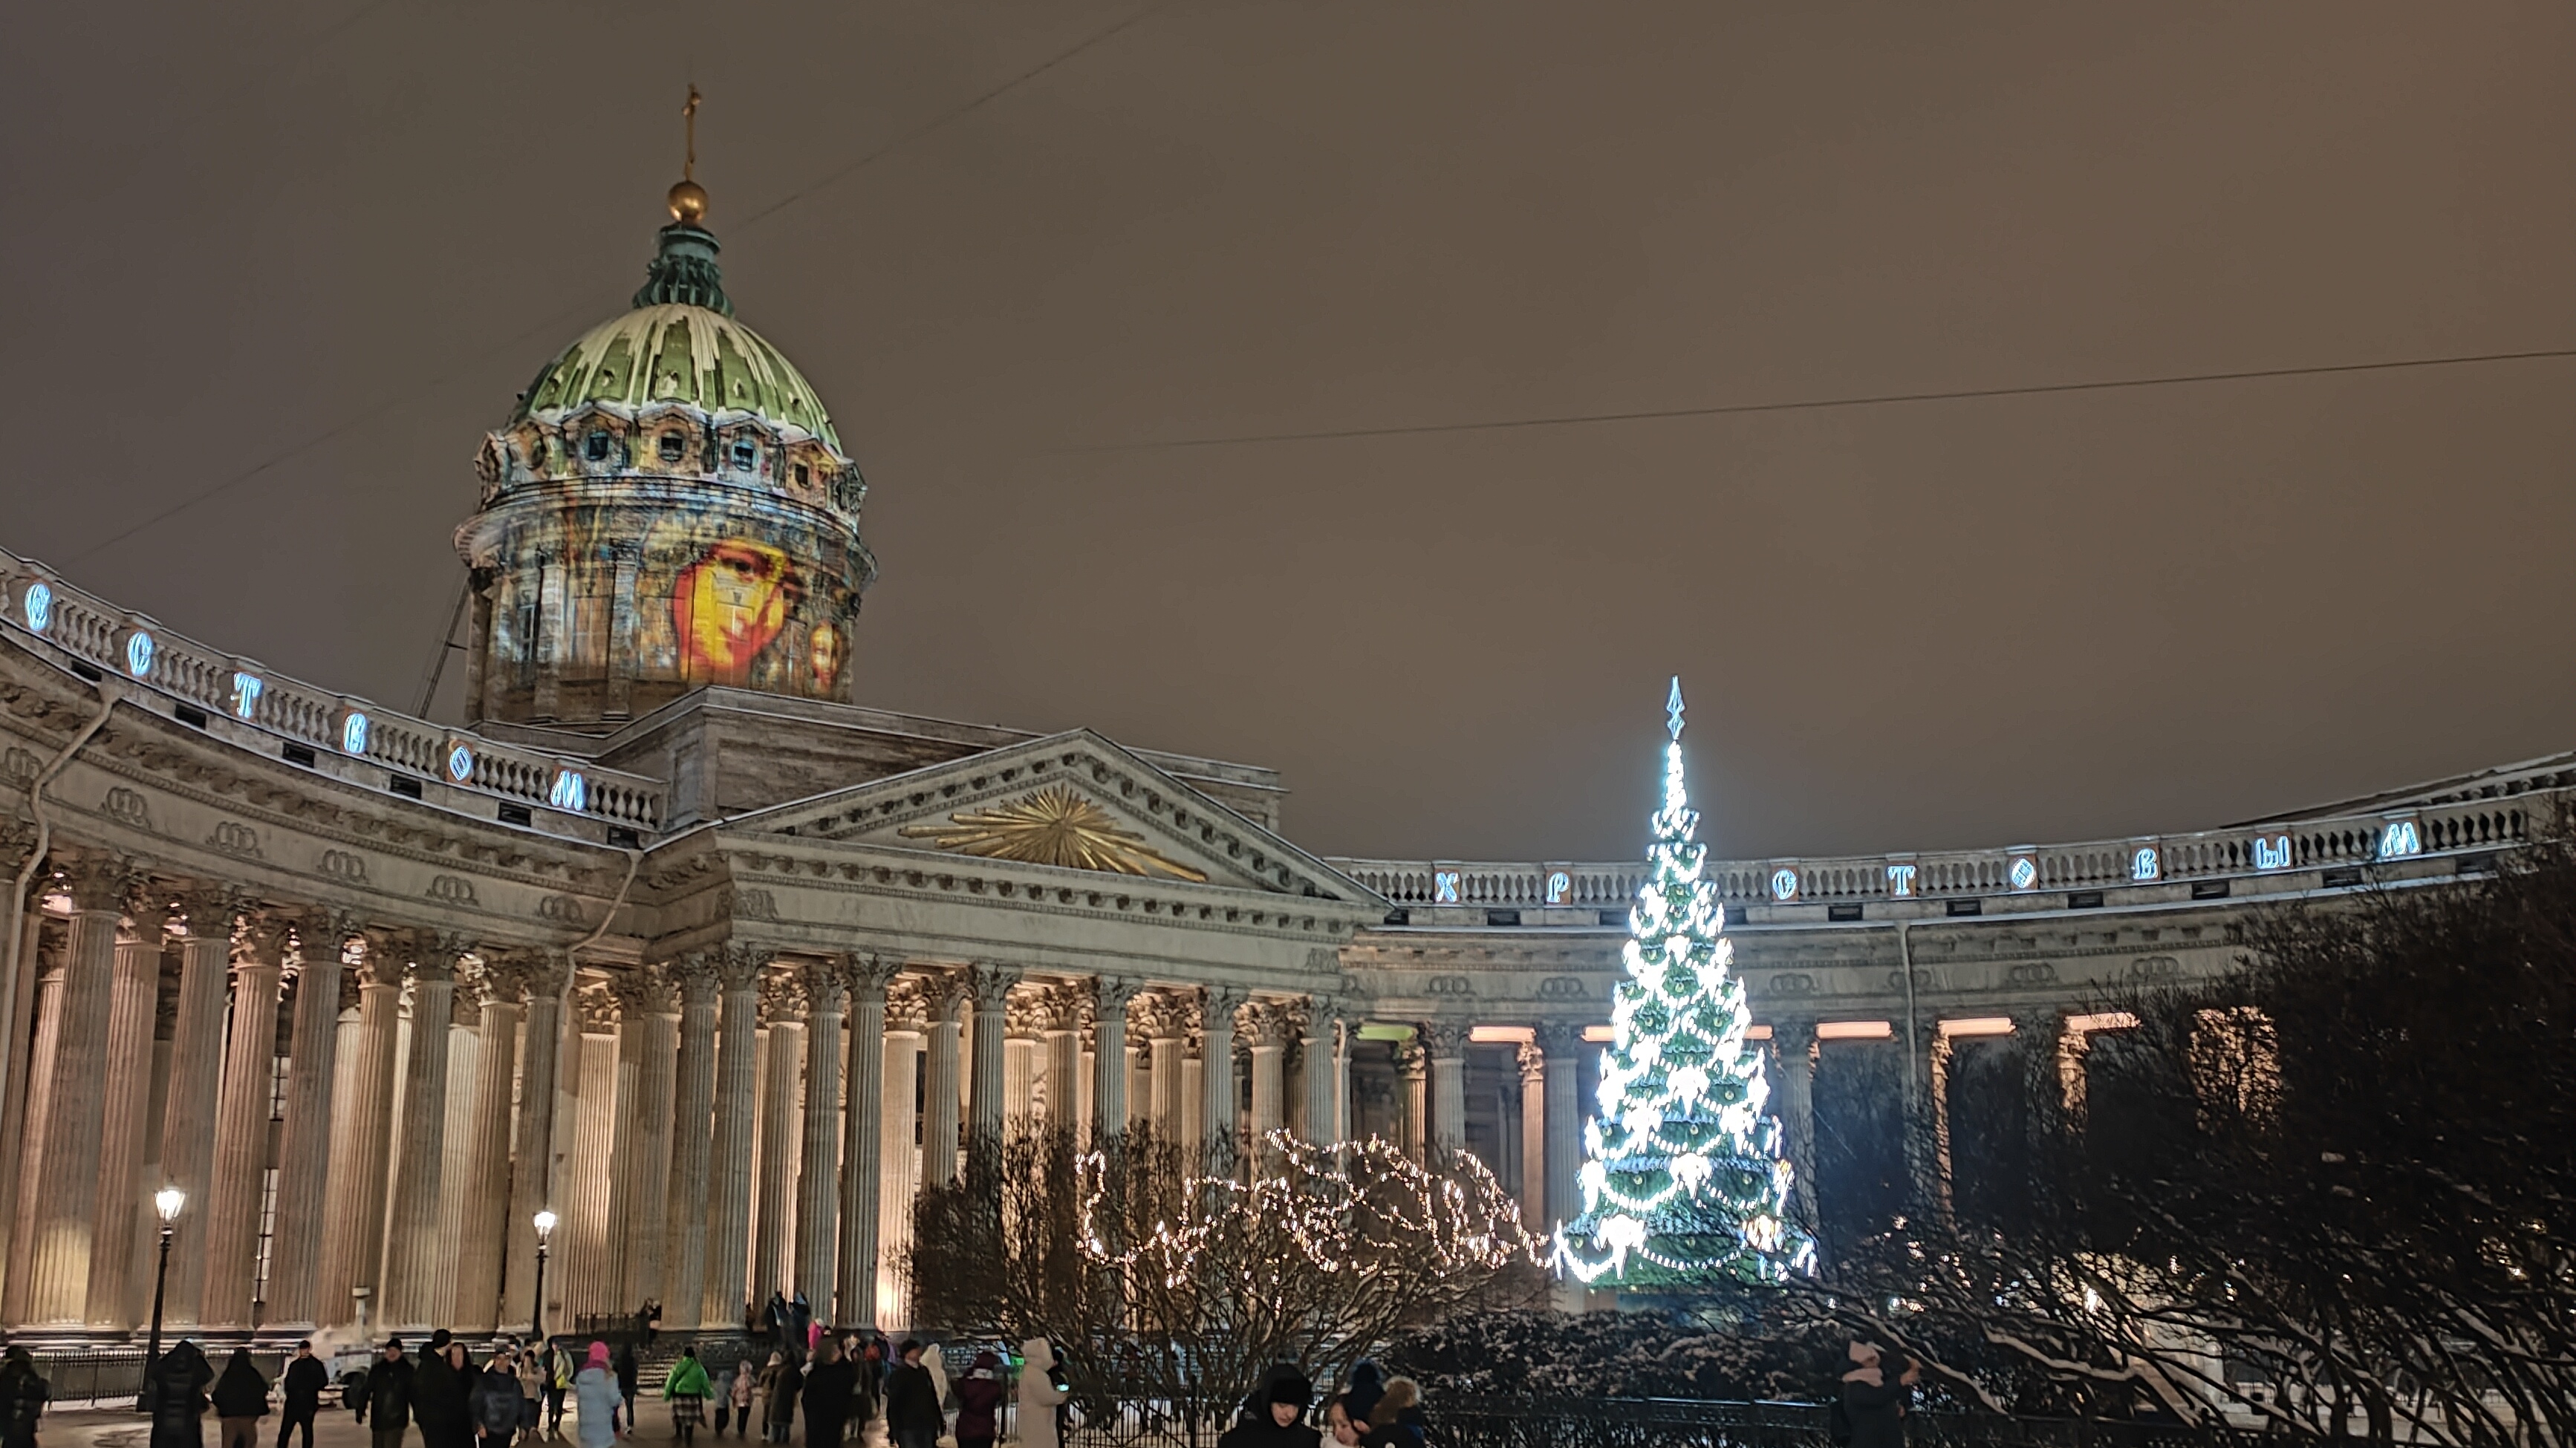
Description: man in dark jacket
357,1340,416,1448
796,1340,858,1448
467,1351,523,1448
881,1343,940,1448
278,1343,328,1448
0,1346,46,1448
412,1340,469,1448
1339,1363,1384,1429
149,1343,215,1448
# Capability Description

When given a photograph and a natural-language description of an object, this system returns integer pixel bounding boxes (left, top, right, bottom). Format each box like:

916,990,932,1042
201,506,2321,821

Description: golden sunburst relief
898,783,1209,882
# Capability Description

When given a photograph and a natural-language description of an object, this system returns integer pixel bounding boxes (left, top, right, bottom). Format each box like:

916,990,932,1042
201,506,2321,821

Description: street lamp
139,1187,184,1410
530,1210,559,1341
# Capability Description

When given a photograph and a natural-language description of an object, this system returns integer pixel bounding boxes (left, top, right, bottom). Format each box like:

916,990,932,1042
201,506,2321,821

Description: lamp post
530,1210,558,1342
139,1187,185,1411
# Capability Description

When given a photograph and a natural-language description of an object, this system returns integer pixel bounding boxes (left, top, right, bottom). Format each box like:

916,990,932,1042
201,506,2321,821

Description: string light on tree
1553,677,1815,1286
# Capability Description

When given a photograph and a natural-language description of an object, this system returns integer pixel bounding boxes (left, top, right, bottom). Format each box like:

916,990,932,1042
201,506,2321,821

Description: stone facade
0,182,2554,1340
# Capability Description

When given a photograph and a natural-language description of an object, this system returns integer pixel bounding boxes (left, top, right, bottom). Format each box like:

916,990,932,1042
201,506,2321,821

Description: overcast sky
4,1,2573,862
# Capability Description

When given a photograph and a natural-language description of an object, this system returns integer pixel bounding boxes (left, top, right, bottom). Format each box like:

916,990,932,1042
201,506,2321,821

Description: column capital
885,974,933,1031
1418,1018,1474,1059
759,967,807,1026
1517,1039,1547,1083
521,948,576,998
294,907,360,969
1132,988,1196,1041
56,849,139,914
1203,985,1250,1019
714,942,769,992
470,953,535,1007
1243,997,1301,1049
962,961,1020,1010
409,930,474,979
238,908,296,965
573,977,620,1032
800,957,850,1016
1090,974,1143,1016
669,952,724,1007
1769,1015,1819,1046
1034,981,1089,1034
848,951,902,999
1004,987,1050,1040
1535,1021,1586,1058
610,962,678,1018
173,881,246,942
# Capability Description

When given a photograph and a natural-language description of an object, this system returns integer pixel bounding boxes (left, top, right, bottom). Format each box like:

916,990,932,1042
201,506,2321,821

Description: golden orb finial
667,84,709,223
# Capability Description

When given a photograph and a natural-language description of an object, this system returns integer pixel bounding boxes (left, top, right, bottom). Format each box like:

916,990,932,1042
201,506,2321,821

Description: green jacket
663,1358,712,1400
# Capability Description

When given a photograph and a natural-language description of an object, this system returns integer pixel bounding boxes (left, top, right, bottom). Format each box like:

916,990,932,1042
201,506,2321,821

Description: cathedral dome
513,224,842,451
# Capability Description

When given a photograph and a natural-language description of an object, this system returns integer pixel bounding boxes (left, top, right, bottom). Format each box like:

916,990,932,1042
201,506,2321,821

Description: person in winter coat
715,1362,753,1438
1321,1397,1360,1447
151,1342,216,1448
0,1346,47,1448
880,1343,940,1448
277,1343,328,1448
541,1343,575,1438
1339,1363,1385,1429
412,1342,471,1448
757,1354,797,1446
610,1348,637,1432
1218,1366,1320,1448
512,1351,542,1438
570,1344,622,1448
469,1353,524,1448
663,1349,711,1448
794,1340,856,1448
1839,1341,1916,1448
1014,1340,1068,1448
211,1350,272,1448
1360,1377,1422,1448
949,1351,1004,1448
355,1340,416,1448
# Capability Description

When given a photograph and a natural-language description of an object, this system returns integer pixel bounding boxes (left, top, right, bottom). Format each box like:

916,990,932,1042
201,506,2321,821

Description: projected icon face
808,622,845,694
674,539,799,685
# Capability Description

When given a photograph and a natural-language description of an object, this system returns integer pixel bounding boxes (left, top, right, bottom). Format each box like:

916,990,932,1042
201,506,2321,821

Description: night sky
5,2,2573,862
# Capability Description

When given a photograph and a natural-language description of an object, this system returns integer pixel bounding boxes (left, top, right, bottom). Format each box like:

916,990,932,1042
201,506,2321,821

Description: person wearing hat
880,1343,938,1448
356,1340,415,1448
0,1345,46,1448
278,1343,328,1448
1218,1366,1319,1448
571,1345,622,1448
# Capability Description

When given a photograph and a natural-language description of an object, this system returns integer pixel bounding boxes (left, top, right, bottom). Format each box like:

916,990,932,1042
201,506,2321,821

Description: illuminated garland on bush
1553,678,1815,1286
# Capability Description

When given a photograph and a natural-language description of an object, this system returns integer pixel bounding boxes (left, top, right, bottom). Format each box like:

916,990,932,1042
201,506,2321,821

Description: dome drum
476,402,865,524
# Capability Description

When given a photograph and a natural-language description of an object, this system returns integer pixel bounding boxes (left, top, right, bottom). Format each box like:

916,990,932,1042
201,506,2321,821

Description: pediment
723,730,1383,904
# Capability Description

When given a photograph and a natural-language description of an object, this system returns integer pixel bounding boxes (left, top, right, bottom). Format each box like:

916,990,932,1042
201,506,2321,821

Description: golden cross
682,85,701,182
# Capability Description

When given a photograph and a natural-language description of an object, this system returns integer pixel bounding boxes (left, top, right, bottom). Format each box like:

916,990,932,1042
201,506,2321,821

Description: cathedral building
0,177,2554,1342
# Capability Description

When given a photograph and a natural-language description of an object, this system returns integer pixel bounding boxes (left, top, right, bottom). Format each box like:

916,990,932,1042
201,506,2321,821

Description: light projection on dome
446,742,476,784
549,770,588,813
123,631,155,679
2379,819,2421,858
340,711,371,756
674,539,796,686
230,673,264,720
20,584,51,634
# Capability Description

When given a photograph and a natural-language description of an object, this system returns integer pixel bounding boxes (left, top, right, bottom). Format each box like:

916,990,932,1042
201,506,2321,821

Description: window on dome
585,431,611,462
794,464,809,488
732,440,758,472
658,432,686,463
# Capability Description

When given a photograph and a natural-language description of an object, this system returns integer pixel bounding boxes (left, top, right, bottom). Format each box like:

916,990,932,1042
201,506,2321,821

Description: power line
1058,344,2576,454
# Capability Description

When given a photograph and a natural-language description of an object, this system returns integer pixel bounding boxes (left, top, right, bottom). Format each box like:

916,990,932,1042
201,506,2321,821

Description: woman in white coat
1015,1340,1067,1448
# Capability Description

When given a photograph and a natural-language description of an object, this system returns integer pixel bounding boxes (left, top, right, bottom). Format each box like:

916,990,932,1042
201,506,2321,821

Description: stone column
1088,978,1137,1147
1245,1000,1286,1148
2,913,63,1326
1298,1000,1337,1144
1534,1024,1582,1231
753,970,804,1297
200,919,287,1328
499,953,571,1335
625,970,682,1310
448,957,527,1332
380,935,468,1328
264,913,351,1328
1421,1020,1471,1157
876,980,928,1327
1517,1040,1547,1228
25,858,126,1325
1038,985,1083,1136
1003,1029,1037,1126
700,947,764,1328
156,886,237,1327
1146,994,1188,1142
1396,1040,1429,1161
316,936,403,1327
963,964,1017,1157
921,978,963,1189
1771,1019,1819,1232
795,959,847,1305
836,956,895,1326
661,955,721,1331
85,884,165,1329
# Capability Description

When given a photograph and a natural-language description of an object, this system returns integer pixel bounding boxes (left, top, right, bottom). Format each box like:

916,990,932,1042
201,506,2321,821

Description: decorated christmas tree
1553,678,1815,1286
